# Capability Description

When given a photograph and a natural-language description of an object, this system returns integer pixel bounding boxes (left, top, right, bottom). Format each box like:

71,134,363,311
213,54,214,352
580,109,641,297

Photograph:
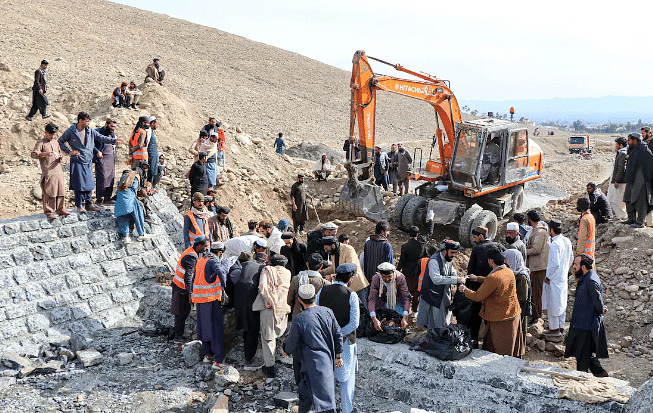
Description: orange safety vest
130,128,148,160
174,247,198,290
191,257,223,304
417,257,429,292
217,129,226,151
185,211,207,245
578,212,596,257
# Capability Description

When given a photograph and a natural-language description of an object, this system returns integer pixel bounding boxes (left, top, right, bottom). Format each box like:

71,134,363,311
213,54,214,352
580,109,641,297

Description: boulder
1,352,31,370
274,392,299,409
624,285,639,293
611,236,633,245
234,133,252,146
534,339,546,351
615,267,631,275
214,365,240,388
528,323,544,338
32,185,42,200
181,340,202,367
545,342,565,354
76,349,103,367
626,378,653,413
117,352,133,365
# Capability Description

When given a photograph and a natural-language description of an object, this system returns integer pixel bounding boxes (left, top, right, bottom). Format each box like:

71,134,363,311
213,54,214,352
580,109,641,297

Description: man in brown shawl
31,123,69,219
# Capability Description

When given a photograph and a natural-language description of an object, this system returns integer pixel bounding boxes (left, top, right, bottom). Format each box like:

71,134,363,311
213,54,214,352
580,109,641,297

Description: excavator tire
393,194,416,230
401,195,428,232
458,204,483,248
510,185,524,215
471,210,499,241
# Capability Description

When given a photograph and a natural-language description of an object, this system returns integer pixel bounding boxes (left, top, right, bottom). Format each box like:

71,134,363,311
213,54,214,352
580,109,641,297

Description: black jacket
281,240,308,277
467,239,503,290
589,189,612,224
625,142,653,184
32,68,47,93
397,238,426,278
611,149,627,183
188,161,208,195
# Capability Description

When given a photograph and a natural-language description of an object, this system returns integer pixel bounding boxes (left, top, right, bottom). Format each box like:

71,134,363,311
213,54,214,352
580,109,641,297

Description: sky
112,0,653,102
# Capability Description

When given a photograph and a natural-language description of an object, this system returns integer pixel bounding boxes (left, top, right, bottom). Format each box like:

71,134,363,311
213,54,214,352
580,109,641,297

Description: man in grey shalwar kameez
283,284,343,413
622,133,653,228
291,174,309,233
416,240,465,330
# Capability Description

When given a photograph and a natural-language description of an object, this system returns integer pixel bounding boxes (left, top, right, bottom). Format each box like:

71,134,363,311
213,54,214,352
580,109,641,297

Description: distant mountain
459,96,653,124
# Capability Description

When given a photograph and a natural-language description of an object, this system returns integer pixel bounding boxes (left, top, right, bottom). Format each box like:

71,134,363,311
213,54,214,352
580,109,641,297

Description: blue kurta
284,306,343,413
114,174,145,236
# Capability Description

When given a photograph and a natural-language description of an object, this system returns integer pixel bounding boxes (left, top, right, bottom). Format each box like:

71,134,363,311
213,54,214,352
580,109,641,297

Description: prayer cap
298,284,316,300
547,219,562,230
138,115,149,123
254,239,268,248
298,173,305,178
153,58,161,62
210,242,225,253
506,222,519,231
322,222,338,231
377,262,396,272
192,192,205,202
628,132,642,141
642,126,651,132
199,130,208,137
281,232,294,240
321,236,338,246
149,116,157,122
41,59,48,65
216,206,231,214
336,263,357,274
271,255,288,266
439,239,461,251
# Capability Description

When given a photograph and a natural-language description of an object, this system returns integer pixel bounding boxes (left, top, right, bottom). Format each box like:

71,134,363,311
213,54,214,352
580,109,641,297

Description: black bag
356,300,374,338
416,324,473,361
366,309,406,344
451,290,474,325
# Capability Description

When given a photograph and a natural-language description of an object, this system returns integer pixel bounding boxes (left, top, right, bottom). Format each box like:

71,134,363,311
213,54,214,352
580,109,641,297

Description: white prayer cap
507,222,520,231
298,284,316,300
149,116,157,122
377,262,396,272
254,239,267,248
322,222,338,231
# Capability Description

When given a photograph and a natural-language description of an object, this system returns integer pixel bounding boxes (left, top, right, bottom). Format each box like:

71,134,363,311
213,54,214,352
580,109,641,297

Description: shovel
309,196,321,225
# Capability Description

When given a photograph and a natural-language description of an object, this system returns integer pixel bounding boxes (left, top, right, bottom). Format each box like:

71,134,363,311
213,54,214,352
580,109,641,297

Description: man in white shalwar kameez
542,219,573,336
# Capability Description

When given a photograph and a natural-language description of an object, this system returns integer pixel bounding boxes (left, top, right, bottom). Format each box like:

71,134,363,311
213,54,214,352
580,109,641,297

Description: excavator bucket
339,163,388,222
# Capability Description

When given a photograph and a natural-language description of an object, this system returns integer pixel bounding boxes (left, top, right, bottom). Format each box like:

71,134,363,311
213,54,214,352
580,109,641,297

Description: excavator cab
450,119,531,194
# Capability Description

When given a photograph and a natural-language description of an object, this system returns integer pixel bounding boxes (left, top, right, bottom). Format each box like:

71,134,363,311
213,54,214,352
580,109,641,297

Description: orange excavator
340,50,544,247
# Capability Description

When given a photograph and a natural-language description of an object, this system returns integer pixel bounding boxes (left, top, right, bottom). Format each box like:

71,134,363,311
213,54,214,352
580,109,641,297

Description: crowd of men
26,57,651,413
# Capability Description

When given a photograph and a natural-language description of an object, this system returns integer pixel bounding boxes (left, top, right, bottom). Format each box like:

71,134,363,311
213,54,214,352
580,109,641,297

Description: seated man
368,262,411,331
312,153,332,181
112,82,128,107
145,58,165,84
125,81,143,110
481,136,501,184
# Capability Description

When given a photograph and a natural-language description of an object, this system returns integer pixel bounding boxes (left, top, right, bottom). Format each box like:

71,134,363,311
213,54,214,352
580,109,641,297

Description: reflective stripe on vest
186,211,205,244
417,257,429,292
191,257,223,304
174,247,197,290
130,129,148,160
578,212,596,257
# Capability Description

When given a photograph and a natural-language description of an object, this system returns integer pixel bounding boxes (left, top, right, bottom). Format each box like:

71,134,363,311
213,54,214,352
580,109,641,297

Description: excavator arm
349,50,463,180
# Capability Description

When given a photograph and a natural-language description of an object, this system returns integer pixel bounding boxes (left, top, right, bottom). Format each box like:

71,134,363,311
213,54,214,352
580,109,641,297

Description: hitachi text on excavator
340,50,544,247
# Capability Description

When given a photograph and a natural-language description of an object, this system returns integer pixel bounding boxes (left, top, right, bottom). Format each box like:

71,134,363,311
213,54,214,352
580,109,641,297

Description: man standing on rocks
201,132,219,189
31,123,68,219
576,198,596,258
291,174,309,234
525,210,550,325
607,137,628,220
25,59,51,121
362,221,394,309
147,117,159,184
543,219,573,337
274,132,287,155
387,144,398,193
114,169,146,243
202,117,219,135
95,118,118,205
255,255,292,378
283,284,343,413
316,263,360,413
565,254,609,377
504,222,526,262
184,192,211,248
234,252,266,369
189,130,208,162
58,112,125,212
397,226,426,313
373,146,389,191
192,244,231,368
172,236,209,343
188,152,209,197
129,116,150,169
395,142,413,196
622,132,653,228
586,182,612,224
